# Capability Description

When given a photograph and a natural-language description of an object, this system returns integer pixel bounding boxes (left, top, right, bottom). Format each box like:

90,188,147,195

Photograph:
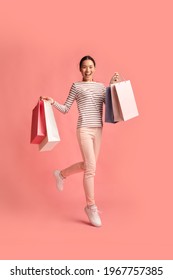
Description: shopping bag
39,101,60,151
30,100,46,144
105,87,119,123
111,80,139,121
110,85,123,122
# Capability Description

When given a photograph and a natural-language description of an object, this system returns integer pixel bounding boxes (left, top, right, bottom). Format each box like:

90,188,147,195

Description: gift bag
39,101,60,151
111,80,139,121
30,100,46,144
105,87,119,123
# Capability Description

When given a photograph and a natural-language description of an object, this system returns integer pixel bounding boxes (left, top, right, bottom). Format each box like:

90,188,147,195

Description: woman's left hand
40,96,54,105
110,72,121,84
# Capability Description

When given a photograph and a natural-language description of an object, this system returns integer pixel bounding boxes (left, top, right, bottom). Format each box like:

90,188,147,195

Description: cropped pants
61,127,102,206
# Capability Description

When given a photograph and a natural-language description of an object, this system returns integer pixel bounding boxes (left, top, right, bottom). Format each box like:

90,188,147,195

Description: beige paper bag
111,80,139,121
39,101,60,151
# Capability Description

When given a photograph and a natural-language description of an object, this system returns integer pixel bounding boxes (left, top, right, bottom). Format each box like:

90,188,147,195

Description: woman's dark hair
79,55,96,69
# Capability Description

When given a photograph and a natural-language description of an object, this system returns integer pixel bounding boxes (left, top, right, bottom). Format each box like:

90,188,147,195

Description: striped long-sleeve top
53,81,106,128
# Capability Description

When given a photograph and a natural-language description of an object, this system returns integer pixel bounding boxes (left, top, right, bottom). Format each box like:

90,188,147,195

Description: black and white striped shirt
53,81,106,128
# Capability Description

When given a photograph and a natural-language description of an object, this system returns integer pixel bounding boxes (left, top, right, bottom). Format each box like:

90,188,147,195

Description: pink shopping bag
39,101,60,151
111,80,139,121
30,100,46,144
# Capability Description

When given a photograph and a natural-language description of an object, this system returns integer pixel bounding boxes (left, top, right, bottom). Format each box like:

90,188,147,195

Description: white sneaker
84,205,102,227
54,170,64,191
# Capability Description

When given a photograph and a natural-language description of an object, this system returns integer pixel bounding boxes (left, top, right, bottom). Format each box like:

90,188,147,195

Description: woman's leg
93,127,102,161
54,161,84,192
61,162,84,178
77,127,102,206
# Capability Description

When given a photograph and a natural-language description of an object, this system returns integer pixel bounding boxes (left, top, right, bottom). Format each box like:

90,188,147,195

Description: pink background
0,0,173,259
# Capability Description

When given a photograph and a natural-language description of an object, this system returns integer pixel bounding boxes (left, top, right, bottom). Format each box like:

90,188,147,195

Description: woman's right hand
109,72,121,84
40,96,54,105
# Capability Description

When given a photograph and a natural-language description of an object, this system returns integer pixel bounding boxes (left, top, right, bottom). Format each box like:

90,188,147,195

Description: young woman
41,55,119,227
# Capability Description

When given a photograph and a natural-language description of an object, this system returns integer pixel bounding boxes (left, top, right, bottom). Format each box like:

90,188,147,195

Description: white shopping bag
111,80,139,121
39,101,60,151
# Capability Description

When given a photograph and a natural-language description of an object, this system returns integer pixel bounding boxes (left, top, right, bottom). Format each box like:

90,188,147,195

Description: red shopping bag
30,100,46,144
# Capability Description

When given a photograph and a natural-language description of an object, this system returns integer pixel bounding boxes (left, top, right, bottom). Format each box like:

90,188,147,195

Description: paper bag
112,80,139,121
105,87,118,123
39,101,60,151
30,100,46,144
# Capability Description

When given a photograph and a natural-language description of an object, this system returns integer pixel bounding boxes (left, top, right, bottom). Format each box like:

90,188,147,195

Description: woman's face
80,59,95,81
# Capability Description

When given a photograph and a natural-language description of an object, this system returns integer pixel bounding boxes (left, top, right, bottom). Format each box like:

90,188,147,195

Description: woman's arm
40,83,76,114
102,72,121,103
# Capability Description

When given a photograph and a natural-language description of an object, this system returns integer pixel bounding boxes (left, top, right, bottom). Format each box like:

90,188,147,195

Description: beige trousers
61,127,102,206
